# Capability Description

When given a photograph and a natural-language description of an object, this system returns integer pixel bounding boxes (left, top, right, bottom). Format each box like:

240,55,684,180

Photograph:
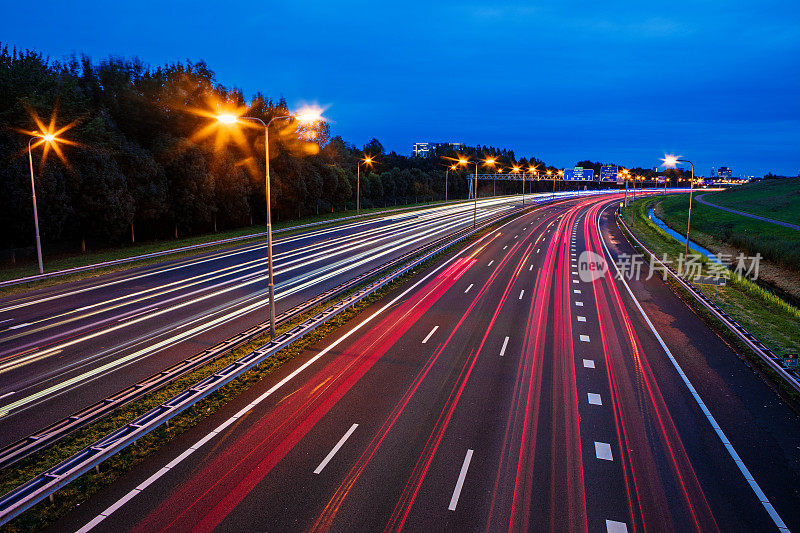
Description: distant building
718,166,733,179
412,142,463,157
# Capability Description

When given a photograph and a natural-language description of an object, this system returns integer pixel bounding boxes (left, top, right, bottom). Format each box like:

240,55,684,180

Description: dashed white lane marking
575,301,584,307
518,290,525,300
572,271,578,275
465,283,474,294
572,280,579,284
503,245,508,250
500,336,510,356
449,449,474,511
595,442,613,461
574,289,581,294
579,334,590,342
577,316,586,322
514,235,518,239
314,423,358,474
488,260,494,266
529,265,534,271
606,520,629,533
536,248,540,253
8,323,31,330
588,393,602,405
0,391,15,400
117,308,158,322
422,325,439,344
583,359,595,368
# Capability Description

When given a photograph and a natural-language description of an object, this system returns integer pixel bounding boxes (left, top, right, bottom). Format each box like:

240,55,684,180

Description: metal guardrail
616,212,800,393
0,198,537,525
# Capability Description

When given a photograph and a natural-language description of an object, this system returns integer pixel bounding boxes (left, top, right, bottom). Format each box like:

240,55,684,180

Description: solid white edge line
75,205,517,532
597,204,790,532
448,449,474,511
422,325,439,344
314,423,358,474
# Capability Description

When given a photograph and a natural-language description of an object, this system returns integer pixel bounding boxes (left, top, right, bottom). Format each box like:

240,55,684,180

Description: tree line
0,45,643,260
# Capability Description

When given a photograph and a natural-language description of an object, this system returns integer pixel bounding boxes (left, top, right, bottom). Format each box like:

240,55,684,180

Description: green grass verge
1,205,516,533
620,196,800,360
654,194,800,271
0,199,473,298
704,177,800,225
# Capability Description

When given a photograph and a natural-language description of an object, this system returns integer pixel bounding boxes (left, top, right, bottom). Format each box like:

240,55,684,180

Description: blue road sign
564,168,594,181
600,166,617,182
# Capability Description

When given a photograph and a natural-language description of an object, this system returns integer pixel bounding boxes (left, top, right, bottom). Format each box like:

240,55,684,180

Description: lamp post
357,155,373,215
460,156,495,227
662,155,695,257
445,164,456,202
26,135,54,274
217,107,322,338
550,170,557,202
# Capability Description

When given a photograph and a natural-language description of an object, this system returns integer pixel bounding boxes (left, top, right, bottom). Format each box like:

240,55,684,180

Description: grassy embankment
620,196,800,378
0,199,470,296
0,202,523,533
702,177,800,225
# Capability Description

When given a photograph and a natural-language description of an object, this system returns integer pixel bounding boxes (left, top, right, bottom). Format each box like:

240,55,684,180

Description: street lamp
459,156,496,226
357,154,374,215
217,106,323,338
662,154,695,257
26,131,68,274
445,164,457,203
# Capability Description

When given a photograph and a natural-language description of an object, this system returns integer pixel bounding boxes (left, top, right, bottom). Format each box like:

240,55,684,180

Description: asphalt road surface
54,193,800,532
0,194,578,446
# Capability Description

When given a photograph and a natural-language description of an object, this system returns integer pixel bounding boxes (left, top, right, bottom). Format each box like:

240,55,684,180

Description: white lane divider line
529,265,534,271
464,283,474,294
575,301,584,307
449,449,474,511
518,290,525,300
422,326,439,344
574,289,581,294
577,316,586,322
587,393,602,405
117,308,159,322
583,359,595,368
503,245,508,250
515,235,518,239
606,520,629,533
572,280,579,284
572,271,578,275
579,334,590,342
314,423,358,474
8,323,31,330
536,248,540,253
0,391,15,400
488,260,494,267
500,336,510,357
595,442,613,461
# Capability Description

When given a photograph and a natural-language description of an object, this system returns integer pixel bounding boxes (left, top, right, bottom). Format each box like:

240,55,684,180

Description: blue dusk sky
2,0,798,176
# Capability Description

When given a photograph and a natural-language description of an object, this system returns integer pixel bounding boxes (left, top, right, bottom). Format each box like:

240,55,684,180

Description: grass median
619,196,800,400
0,204,523,533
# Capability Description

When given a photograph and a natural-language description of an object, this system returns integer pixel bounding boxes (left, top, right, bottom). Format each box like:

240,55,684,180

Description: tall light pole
445,164,456,202
27,135,52,274
460,156,495,227
662,155,695,257
550,170,557,202
357,154,373,215
217,107,323,338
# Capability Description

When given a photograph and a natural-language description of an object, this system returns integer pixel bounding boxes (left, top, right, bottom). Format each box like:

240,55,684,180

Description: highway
0,195,551,445
54,193,800,532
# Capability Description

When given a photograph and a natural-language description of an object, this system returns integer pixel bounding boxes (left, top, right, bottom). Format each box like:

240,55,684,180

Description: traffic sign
782,354,798,369
564,168,594,181
600,166,617,182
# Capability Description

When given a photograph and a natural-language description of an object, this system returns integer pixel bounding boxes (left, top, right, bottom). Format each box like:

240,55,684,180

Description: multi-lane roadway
0,196,550,444
51,194,800,532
